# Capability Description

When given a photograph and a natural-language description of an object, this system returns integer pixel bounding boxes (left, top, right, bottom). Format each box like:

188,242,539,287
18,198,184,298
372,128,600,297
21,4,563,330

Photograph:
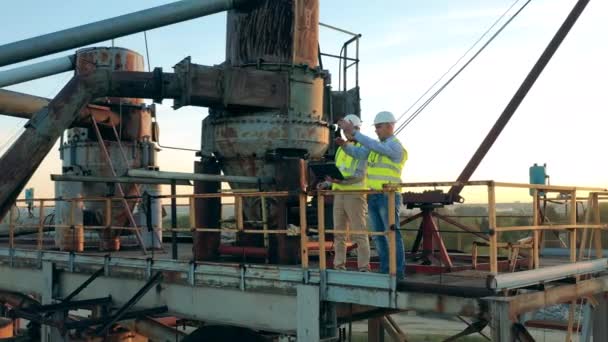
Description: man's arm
342,142,370,160
353,132,403,163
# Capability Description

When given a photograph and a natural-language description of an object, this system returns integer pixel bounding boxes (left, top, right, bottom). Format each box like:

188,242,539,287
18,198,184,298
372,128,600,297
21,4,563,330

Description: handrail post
388,189,397,277
189,196,196,233
488,182,498,274
37,200,45,250
235,196,244,232
261,195,269,263
593,193,603,258
532,189,540,269
570,190,577,263
299,192,309,269
9,205,15,249
317,194,326,270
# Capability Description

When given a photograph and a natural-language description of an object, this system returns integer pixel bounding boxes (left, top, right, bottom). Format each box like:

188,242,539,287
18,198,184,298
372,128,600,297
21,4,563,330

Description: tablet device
309,163,345,180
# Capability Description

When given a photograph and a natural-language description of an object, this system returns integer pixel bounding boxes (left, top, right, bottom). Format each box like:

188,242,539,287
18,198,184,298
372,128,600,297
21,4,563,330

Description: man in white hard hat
318,114,370,272
337,111,406,279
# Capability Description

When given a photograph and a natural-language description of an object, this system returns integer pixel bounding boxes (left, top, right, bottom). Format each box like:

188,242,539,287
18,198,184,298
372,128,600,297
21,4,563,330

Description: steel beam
65,306,168,330
0,0,252,67
0,55,75,88
0,71,109,221
448,0,591,199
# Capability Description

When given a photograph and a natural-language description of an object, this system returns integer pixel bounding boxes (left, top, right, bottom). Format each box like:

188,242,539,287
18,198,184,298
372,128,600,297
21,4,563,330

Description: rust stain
99,50,109,64
114,52,123,70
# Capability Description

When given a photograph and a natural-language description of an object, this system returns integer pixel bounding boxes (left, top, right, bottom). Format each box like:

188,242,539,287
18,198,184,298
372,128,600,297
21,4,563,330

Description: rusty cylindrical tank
195,0,325,262
55,47,160,252
0,318,14,338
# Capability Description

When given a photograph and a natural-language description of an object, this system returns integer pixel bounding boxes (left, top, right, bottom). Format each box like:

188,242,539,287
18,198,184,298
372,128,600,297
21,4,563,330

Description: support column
580,301,593,342
193,158,221,261
270,158,307,264
368,317,384,342
593,293,608,341
297,285,320,342
41,262,63,342
489,298,513,342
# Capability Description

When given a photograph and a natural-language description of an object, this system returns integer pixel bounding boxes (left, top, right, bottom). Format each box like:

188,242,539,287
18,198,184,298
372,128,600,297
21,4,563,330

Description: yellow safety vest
367,137,407,190
332,143,367,191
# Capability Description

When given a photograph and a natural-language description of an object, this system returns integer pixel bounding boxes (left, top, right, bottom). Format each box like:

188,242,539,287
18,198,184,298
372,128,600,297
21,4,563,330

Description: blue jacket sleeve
353,132,403,163
342,142,370,160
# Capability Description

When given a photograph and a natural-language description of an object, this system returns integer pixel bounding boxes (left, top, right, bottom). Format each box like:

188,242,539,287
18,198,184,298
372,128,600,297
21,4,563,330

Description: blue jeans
368,193,405,278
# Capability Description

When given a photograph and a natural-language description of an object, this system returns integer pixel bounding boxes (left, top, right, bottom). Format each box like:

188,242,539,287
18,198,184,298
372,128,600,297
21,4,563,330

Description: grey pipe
127,169,273,185
0,55,75,88
50,174,191,186
0,0,247,67
487,258,607,290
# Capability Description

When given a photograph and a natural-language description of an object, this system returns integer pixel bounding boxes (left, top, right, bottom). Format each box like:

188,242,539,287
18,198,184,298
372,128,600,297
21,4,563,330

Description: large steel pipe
0,55,75,88
0,89,120,126
0,89,49,119
487,258,607,290
448,0,591,200
0,0,250,67
128,169,274,184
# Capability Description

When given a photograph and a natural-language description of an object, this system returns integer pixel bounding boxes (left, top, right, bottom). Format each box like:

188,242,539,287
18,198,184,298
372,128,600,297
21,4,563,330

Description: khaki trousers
333,193,370,269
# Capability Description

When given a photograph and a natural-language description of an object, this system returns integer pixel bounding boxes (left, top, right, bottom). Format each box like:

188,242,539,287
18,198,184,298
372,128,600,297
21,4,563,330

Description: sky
0,0,606,203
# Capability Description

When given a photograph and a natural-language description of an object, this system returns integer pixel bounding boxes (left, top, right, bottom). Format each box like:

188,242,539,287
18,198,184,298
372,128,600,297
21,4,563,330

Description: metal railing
7,180,606,276
388,181,608,273
5,188,402,276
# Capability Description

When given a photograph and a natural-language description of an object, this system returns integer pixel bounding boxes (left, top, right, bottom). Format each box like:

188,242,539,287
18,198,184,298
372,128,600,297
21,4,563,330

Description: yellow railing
8,189,401,276
388,181,608,273
9,180,605,276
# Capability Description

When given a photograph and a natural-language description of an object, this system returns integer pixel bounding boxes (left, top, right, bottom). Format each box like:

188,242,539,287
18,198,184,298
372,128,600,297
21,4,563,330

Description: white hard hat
343,114,362,127
374,111,396,125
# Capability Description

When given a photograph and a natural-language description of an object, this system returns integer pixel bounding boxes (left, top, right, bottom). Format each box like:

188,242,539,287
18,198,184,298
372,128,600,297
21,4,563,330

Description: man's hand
316,181,330,190
335,137,346,146
338,119,355,135
325,175,341,184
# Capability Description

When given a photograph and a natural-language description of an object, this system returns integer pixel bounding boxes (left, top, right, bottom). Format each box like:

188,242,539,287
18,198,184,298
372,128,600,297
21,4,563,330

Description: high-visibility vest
367,137,407,190
332,143,367,191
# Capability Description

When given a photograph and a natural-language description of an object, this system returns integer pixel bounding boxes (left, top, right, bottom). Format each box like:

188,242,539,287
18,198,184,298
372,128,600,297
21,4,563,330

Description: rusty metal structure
0,0,604,341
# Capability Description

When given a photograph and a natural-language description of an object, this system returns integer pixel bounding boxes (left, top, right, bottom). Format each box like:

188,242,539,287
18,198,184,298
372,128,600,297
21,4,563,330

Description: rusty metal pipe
0,0,250,67
0,89,120,126
0,89,49,119
0,55,75,88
